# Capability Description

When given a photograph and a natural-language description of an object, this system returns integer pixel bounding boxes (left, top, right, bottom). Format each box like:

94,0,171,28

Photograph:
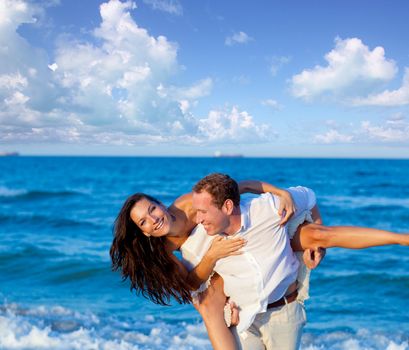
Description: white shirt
180,186,316,333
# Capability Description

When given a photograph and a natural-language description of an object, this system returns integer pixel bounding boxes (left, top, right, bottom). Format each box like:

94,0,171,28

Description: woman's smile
155,217,164,231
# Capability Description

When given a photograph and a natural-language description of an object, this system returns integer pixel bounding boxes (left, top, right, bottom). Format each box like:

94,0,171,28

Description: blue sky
1,0,409,157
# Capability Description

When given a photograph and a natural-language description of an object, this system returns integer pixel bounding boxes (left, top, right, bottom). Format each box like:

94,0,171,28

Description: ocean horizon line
1,154,409,161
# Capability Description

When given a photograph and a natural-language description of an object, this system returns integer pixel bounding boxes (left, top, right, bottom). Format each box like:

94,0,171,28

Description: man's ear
222,199,234,215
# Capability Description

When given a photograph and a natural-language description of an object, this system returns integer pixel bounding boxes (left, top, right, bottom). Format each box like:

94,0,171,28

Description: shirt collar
222,204,249,237
238,203,250,233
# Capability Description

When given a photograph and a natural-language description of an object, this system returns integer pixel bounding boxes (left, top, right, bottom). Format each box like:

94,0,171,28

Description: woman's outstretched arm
291,222,409,251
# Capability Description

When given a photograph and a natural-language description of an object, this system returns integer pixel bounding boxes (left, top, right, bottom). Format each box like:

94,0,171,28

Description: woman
110,181,409,350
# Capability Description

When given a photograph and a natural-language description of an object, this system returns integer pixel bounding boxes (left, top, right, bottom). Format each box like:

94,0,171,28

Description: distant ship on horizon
213,151,244,158
0,152,20,157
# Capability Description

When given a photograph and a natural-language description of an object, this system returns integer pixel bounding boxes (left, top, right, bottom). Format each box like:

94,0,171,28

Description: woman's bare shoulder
168,192,196,231
170,193,195,217
172,192,193,209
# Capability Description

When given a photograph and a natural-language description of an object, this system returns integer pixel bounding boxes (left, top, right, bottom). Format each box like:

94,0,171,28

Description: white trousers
237,300,306,350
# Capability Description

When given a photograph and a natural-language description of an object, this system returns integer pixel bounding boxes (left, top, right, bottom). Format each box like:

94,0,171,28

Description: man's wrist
276,188,289,197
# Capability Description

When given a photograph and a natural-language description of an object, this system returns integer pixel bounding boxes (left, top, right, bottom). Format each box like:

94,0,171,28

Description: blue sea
0,156,408,350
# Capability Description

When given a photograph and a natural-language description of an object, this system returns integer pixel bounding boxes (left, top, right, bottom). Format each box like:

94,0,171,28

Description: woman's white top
180,187,316,334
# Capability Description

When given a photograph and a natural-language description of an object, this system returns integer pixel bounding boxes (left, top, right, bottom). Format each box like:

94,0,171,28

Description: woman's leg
292,223,409,251
193,274,239,350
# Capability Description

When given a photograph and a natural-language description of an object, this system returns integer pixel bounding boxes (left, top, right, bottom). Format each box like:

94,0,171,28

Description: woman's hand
224,299,240,327
206,236,246,263
277,190,295,225
302,247,326,269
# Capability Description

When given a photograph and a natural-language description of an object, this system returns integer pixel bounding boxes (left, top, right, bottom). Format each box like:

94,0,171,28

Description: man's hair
193,173,240,208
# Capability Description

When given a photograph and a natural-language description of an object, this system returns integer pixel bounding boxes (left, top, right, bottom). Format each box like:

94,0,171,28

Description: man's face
192,190,229,236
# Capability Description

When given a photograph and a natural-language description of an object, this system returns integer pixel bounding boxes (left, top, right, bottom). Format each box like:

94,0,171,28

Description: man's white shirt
180,186,316,334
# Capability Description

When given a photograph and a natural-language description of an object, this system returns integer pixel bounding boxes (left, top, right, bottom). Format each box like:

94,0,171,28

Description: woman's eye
140,220,145,226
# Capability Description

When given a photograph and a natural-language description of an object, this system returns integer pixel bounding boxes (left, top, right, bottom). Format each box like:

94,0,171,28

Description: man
182,173,321,350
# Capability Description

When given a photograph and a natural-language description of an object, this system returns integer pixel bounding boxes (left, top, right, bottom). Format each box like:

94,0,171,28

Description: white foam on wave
0,186,27,197
301,329,408,350
1,302,407,350
0,302,212,350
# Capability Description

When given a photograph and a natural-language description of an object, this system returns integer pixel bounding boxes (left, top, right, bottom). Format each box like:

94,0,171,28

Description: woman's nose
148,212,159,224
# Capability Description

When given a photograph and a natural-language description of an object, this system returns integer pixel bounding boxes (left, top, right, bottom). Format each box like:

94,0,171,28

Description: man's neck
224,206,242,236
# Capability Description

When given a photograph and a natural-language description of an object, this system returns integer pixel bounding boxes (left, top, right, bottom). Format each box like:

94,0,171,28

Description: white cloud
0,0,60,120
352,67,409,106
157,78,213,100
361,116,409,142
198,107,274,143
142,0,182,15
49,0,189,130
0,0,183,142
270,56,290,76
225,31,253,46
0,73,28,89
0,0,276,147
0,0,37,29
47,62,58,71
5,91,30,105
232,75,250,85
314,129,353,144
291,37,397,100
313,114,409,145
261,99,282,110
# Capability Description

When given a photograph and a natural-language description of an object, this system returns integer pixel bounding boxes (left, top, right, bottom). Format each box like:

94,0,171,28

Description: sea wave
0,213,101,229
0,303,210,350
0,244,109,267
0,186,87,200
319,195,409,209
302,329,408,350
0,245,60,261
0,303,407,350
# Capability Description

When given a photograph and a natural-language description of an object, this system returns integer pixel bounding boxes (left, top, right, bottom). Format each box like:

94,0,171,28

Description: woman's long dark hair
110,193,192,305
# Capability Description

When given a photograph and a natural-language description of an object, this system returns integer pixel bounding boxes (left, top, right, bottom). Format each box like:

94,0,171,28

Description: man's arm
238,180,295,225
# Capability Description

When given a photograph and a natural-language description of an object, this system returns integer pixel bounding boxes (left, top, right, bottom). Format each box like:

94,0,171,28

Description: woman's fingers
229,251,243,256
225,239,246,255
278,191,296,226
226,239,246,249
209,237,246,259
279,205,295,225
229,301,240,326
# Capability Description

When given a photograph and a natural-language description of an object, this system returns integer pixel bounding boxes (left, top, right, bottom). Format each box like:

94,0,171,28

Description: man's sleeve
286,186,316,214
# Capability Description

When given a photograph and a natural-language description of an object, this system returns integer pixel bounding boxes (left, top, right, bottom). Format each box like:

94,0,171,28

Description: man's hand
303,247,326,269
278,190,295,225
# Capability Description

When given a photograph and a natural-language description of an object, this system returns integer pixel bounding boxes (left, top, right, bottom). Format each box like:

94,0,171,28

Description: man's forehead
193,190,217,206
193,189,213,200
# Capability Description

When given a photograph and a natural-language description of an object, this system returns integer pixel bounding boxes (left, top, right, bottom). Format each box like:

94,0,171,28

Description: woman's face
130,197,171,237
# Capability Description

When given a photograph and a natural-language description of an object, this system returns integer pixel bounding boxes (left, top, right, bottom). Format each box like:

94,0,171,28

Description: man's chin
207,231,223,237
204,228,217,236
